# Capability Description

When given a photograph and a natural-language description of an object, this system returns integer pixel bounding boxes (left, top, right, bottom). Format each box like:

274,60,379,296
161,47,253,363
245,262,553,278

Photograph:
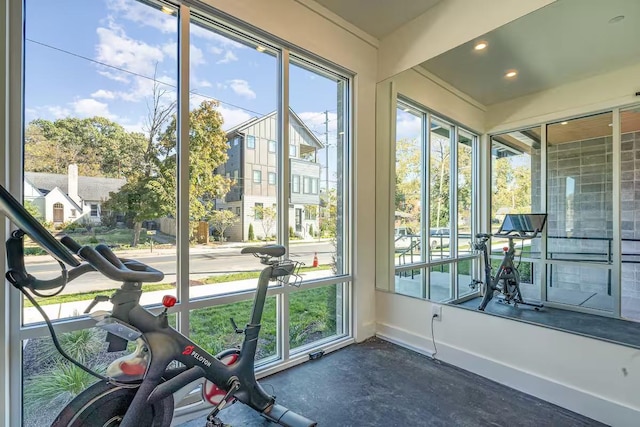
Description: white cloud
187,93,252,130
227,79,255,99
217,50,238,64
106,0,177,34
217,105,253,131
47,105,72,119
71,98,118,120
191,25,245,49
298,111,337,135
91,89,116,99
209,45,223,55
396,112,422,140
162,42,205,66
95,23,165,81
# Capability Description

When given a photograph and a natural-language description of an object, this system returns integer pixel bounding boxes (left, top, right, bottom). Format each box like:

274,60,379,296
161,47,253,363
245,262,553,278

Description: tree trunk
133,221,142,247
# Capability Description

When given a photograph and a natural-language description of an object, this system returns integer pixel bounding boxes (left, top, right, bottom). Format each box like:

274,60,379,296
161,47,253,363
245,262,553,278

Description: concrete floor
179,338,603,427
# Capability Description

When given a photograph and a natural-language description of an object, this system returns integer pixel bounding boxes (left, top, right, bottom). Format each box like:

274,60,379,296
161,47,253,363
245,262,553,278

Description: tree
252,205,277,240
24,117,146,178
209,210,238,242
156,100,233,236
395,137,422,232
24,200,42,221
430,135,450,228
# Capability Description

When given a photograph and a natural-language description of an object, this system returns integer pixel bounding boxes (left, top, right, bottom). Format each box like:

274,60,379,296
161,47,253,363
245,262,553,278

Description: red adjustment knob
162,295,177,308
503,246,509,252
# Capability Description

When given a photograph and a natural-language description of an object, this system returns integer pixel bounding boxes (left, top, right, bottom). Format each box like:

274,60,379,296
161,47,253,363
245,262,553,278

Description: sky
23,0,344,141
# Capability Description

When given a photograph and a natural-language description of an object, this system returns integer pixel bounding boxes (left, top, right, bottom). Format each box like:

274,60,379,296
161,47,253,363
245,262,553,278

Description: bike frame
105,262,280,427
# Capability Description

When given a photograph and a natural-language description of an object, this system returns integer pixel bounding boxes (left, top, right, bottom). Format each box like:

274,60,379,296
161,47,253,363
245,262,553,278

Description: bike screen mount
0,184,80,267
494,213,547,239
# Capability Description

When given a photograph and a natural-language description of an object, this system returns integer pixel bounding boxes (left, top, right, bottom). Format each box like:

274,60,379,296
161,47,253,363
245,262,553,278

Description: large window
393,98,478,301
13,1,352,425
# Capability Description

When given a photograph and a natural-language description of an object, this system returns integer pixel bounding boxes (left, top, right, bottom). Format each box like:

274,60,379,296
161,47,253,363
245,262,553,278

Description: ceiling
312,0,442,40
421,0,640,105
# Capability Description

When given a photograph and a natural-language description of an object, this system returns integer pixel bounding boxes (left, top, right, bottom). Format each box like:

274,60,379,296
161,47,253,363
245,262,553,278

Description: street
23,241,335,294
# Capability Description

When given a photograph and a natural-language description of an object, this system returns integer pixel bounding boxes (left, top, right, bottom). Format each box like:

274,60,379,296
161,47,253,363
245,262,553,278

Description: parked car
394,227,417,250
430,228,450,249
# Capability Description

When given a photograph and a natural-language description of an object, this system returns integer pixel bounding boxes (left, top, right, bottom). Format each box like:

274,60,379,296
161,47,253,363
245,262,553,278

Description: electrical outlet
432,304,442,321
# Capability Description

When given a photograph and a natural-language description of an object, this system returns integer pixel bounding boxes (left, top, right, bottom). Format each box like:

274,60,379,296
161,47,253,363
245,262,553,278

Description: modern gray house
216,109,323,241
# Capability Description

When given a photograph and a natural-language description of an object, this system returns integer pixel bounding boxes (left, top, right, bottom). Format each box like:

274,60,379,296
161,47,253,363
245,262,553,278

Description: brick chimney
68,164,80,205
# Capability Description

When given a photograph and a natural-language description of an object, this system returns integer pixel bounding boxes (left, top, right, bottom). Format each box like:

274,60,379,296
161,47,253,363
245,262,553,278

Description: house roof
226,108,325,149
24,172,126,202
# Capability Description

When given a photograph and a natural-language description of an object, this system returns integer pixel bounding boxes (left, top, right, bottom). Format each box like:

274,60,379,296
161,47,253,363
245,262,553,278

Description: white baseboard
376,322,640,427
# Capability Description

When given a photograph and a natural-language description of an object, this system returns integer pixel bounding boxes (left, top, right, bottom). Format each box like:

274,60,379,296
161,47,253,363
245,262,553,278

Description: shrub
248,223,255,241
289,226,295,238
308,223,314,237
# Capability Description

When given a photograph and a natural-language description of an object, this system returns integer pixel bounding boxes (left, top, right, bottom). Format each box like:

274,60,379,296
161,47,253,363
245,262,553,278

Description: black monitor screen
0,185,80,266
498,214,547,234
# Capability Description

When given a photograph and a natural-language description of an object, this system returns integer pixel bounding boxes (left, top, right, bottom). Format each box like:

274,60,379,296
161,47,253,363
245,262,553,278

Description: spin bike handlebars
60,236,164,283
5,232,164,293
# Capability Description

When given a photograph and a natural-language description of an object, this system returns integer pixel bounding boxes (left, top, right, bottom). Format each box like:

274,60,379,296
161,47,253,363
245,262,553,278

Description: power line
26,38,342,136
26,38,266,117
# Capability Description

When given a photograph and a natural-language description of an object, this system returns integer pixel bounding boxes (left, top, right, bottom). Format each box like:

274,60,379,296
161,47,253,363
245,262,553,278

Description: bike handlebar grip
77,245,164,283
95,244,127,269
59,235,82,253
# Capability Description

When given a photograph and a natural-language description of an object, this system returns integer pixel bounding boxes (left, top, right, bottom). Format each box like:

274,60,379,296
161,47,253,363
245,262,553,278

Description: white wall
376,292,640,426
200,0,379,340
377,0,555,82
487,62,640,132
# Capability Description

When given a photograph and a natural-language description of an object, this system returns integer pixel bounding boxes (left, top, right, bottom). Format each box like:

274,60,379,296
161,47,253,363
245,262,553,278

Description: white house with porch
24,164,125,225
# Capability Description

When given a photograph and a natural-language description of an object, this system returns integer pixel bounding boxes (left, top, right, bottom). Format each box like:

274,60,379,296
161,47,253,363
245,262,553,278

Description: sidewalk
23,269,330,324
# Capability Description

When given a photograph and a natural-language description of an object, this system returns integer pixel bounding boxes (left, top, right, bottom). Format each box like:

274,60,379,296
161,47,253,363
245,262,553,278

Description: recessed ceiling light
560,121,568,125
160,6,173,14
403,108,410,112
505,70,518,78
256,46,266,52
474,41,488,51
609,15,625,24
608,123,613,127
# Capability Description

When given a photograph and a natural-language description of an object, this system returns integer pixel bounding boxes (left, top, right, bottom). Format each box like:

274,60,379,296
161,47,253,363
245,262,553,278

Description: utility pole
324,110,330,237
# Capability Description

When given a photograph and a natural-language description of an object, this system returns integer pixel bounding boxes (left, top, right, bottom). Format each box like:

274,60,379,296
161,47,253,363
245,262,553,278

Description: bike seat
241,245,286,258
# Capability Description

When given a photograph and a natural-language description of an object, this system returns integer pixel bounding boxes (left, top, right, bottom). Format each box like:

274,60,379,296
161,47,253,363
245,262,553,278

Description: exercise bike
0,184,316,427
470,213,547,311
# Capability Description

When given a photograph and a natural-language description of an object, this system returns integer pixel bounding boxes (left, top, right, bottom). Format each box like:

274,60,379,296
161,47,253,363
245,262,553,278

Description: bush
308,223,314,237
248,223,255,241
289,226,295,238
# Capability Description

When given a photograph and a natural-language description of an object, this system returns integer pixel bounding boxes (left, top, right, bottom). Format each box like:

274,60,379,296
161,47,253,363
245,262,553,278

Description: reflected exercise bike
0,184,316,427
470,213,547,311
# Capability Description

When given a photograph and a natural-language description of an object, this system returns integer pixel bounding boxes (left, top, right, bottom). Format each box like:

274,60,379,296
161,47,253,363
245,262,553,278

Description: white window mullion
177,4,191,334
279,48,291,361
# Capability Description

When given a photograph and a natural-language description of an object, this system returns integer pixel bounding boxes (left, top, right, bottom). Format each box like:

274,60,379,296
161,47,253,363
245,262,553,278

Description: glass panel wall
490,127,543,300
621,106,640,321
15,1,352,424
23,0,178,324
394,103,423,268
546,113,613,312
288,59,348,281
393,98,478,301
188,14,278,298
429,118,452,261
